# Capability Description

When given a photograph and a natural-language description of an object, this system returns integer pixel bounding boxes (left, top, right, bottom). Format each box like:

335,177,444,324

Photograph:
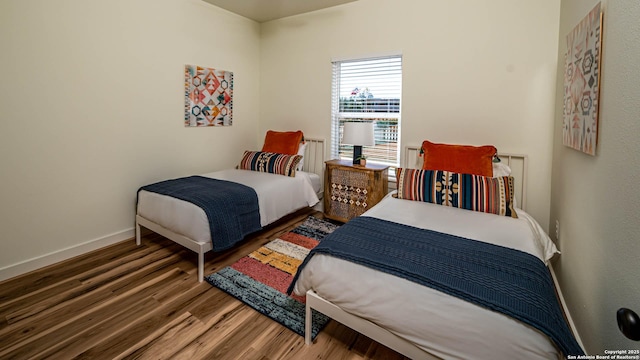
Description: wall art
184,65,233,127
562,2,603,156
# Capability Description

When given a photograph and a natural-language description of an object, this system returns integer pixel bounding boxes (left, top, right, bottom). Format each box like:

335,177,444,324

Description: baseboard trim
549,262,585,353
0,228,135,282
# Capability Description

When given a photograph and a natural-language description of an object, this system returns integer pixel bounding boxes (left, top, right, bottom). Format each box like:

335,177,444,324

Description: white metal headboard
403,145,528,210
302,137,325,194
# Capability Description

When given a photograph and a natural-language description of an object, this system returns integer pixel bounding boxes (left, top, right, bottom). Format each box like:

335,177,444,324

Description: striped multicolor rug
205,216,340,340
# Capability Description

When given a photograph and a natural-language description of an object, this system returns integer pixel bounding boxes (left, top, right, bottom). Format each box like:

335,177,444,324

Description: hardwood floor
0,209,409,360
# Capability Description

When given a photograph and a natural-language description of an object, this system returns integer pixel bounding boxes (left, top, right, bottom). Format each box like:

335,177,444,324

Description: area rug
205,216,340,340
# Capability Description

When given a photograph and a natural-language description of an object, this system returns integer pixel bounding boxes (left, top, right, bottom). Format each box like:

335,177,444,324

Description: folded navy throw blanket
138,176,261,251
288,216,584,357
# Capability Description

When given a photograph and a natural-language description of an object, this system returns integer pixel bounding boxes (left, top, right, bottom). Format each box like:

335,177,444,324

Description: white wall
550,0,640,353
259,0,561,229
0,0,261,277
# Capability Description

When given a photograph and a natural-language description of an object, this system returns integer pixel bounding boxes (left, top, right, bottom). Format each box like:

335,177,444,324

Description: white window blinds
331,56,402,173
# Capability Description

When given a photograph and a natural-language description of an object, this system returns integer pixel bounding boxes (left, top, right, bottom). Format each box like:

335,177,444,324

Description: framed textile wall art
184,65,233,127
562,3,603,156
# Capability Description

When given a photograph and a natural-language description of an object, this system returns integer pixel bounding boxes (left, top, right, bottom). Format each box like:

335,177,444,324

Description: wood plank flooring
0,209,409,360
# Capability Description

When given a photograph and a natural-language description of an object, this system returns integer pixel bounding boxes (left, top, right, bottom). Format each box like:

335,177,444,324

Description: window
331,55,402,176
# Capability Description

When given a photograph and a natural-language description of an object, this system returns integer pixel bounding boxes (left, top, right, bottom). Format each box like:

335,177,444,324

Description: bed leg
305,301,312,345
198,251,204,283
135,220,141,246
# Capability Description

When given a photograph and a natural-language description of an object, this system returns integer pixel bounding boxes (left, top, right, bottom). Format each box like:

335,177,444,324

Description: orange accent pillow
261,130,304,155
421,140,496,177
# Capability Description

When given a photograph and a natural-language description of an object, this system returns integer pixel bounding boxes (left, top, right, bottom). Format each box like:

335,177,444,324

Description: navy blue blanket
138,176,261,251
288,216,584,357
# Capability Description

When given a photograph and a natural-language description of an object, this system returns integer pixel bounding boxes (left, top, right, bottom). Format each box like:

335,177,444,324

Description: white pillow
296,142,307,171
492,162,512,177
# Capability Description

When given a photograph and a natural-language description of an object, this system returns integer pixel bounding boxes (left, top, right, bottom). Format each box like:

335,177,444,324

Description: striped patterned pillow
239,151,302,177
395,168,517,218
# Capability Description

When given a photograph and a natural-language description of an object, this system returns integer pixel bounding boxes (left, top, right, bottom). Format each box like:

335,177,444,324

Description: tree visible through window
331,56,402,175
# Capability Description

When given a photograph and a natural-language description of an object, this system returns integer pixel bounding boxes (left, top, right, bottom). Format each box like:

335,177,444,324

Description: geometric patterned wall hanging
562,2,603,156
184,65,233,127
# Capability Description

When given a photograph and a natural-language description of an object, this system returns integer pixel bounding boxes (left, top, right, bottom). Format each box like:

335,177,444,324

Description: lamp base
352,145,363,165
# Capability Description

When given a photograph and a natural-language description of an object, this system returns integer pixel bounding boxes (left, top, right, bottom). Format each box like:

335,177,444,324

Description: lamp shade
342,122,375,146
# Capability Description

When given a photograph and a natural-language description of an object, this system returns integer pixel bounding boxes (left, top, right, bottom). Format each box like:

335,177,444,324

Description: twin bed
136,136,324,282
136,136,584,359
291,144,583,359
295,190,569,359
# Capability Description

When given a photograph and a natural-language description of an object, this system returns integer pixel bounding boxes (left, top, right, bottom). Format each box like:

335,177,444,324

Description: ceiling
202,0,359,23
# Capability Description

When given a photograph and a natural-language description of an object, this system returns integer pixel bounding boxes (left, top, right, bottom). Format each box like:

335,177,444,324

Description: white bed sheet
137,169,319,244
307,172,321,194
293,194,562,360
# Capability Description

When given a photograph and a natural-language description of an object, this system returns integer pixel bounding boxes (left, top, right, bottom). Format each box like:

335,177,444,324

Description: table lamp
342,122,375,165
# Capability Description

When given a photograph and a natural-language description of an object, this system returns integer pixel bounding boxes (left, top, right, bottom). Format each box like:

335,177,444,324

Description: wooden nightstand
324,159,389,223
